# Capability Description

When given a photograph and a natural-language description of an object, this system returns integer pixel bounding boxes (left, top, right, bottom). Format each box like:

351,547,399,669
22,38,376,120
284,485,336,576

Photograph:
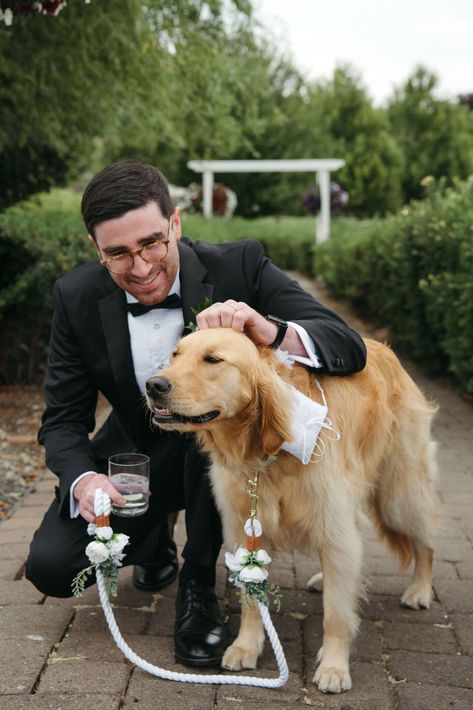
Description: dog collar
261,454,279,466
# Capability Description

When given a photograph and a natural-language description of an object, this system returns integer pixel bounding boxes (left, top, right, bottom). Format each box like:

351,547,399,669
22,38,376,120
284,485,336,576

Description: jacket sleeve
243,240,366,375
38,280,100,514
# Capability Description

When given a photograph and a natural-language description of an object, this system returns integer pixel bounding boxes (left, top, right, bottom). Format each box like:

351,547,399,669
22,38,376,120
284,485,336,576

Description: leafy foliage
0,0,262,207
71,566,94,598
306,66,404,216
315,178,473,393
0,189,315,383
184,213,315,273
388,67,473,203
0,189,93,382
2,181,473,395
221,64,404,218
1,5,472,219
232,577,282,611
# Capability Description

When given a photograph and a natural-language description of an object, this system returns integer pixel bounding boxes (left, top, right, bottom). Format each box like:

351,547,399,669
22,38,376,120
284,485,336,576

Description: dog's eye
203,355,222,364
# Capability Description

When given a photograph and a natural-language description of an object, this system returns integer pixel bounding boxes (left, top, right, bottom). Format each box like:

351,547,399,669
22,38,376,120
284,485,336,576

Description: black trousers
25,433,222,598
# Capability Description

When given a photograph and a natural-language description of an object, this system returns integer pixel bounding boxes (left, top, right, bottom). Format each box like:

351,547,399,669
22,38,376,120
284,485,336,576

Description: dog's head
145,328,292,455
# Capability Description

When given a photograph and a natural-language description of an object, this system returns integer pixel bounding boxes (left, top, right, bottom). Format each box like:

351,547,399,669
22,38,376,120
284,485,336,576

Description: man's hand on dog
196,299,306,354
73,473,126,523
196,300,278,346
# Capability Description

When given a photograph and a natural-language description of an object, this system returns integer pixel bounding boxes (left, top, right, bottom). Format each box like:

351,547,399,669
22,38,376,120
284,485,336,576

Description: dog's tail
370,498,414,570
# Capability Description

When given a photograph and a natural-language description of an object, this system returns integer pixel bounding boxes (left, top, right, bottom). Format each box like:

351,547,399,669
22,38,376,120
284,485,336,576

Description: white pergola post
316,170,330,244
187,159,345,242
202,170,214,218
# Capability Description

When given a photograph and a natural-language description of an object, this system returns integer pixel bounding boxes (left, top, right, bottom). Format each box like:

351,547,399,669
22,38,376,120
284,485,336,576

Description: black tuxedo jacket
39,238,366,512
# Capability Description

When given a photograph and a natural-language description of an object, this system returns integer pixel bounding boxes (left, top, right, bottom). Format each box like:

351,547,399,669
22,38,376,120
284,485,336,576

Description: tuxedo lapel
98,286,144,442
178,241,213,331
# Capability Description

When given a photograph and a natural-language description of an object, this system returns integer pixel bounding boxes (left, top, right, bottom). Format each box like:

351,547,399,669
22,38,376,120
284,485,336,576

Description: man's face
92,201,181,305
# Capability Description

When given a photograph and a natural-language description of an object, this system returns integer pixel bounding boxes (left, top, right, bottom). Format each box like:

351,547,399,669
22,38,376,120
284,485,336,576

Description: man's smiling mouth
131,272,160,286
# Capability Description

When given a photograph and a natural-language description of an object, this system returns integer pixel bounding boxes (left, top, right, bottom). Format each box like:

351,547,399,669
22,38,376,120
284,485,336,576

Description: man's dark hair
81,159,173,238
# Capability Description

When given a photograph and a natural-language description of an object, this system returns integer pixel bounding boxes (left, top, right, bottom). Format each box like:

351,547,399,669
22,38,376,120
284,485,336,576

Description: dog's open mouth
152,406,220,426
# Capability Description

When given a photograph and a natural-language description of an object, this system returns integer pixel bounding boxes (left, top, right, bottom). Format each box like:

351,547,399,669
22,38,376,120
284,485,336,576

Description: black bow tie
126,293,182,317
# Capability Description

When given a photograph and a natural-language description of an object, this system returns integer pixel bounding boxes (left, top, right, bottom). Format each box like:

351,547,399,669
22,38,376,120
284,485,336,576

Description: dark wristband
265,314,288,349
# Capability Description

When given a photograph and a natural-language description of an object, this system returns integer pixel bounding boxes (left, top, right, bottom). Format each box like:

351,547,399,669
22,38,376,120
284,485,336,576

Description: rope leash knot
87,488,289,687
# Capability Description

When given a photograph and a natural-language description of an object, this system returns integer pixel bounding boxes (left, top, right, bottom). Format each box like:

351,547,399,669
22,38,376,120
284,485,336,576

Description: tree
305,65,404,216
225,64,404,217
0,0,172,207
0,0,267,208
117,2,281,188
387,66,473,202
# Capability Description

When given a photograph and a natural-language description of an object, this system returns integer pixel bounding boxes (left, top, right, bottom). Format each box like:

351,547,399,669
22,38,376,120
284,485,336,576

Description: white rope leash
91,489,289,687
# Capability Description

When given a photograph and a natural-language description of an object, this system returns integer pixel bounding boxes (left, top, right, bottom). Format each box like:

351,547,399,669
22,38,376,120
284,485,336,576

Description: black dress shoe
133,542,178,592
174,580,228,667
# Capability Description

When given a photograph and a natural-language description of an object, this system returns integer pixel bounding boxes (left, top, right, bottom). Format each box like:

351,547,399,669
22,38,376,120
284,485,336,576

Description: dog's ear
255,369,292,456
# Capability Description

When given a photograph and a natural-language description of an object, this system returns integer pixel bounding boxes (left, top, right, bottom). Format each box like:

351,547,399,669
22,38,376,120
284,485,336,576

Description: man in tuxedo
26,160,366,667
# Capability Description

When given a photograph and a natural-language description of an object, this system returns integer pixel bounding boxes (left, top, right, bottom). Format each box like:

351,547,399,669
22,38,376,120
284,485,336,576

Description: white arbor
187,159,345,243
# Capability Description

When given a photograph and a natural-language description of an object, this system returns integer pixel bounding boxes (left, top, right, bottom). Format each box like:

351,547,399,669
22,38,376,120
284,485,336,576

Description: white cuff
69,471,98,519
287,322,323,369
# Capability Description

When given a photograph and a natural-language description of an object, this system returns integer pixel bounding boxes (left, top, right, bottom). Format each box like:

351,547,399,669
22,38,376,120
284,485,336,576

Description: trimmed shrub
0,192,315,382
0,190,94,382
315,178,473,393
184,214,315,274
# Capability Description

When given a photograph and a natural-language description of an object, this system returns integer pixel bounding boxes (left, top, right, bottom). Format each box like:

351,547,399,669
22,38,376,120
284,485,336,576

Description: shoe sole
132,567,178,592
175,653,222,668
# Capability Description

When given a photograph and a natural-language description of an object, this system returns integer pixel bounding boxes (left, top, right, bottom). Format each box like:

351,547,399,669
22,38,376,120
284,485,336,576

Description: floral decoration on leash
72,489,129,598
225,517,282,611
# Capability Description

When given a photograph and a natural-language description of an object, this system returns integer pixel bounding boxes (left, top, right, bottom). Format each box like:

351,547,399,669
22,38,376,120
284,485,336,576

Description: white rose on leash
239,565,269,583
95,526,113,541
85,540,110,564
109,534,130,557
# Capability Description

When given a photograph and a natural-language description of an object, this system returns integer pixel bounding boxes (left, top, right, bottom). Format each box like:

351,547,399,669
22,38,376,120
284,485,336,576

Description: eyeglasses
99,219,173,274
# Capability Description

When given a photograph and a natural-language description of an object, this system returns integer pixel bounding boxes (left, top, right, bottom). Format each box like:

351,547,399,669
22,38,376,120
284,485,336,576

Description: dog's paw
400,582,432,609
313,664,352,693
222,643,259,671
306,571,323,593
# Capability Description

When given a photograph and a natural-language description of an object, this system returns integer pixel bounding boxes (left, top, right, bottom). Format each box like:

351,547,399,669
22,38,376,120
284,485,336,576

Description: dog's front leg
222,601,265,671
313,522,363,693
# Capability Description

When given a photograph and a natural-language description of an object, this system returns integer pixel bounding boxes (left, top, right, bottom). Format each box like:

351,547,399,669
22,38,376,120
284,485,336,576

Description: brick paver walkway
1,277,472,709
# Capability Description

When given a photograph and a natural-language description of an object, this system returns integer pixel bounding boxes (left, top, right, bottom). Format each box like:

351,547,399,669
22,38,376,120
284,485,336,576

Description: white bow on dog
281,380,339,464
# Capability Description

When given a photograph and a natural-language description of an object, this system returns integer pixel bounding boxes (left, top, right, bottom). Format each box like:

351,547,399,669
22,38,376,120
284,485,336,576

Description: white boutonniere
185,297,213,333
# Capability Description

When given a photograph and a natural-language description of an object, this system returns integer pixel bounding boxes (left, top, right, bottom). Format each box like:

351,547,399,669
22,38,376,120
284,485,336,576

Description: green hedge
3,182,472,394
0,190,94,382
0,191,315,383
183,214,315,274
315,178,473,393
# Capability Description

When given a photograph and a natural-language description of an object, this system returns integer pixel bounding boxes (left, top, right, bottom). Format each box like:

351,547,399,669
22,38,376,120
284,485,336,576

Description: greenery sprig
231,576,283,612
186,297,213,333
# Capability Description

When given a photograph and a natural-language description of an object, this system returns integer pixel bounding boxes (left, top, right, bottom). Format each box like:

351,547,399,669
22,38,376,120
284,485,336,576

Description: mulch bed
0,387,113,521
0,387,46,520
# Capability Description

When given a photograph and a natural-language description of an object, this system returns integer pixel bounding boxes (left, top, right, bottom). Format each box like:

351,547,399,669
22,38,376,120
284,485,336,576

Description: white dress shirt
126,275,184,395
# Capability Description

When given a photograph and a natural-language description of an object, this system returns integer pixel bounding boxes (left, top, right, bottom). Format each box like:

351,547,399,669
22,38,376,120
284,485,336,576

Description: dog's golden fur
147,328,440,693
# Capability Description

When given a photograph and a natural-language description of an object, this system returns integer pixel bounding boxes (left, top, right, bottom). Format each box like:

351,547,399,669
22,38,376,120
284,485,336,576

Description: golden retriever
146,328,439,693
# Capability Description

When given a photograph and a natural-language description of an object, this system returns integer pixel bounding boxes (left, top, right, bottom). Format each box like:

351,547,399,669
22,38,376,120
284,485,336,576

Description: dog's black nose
146,376,172,398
